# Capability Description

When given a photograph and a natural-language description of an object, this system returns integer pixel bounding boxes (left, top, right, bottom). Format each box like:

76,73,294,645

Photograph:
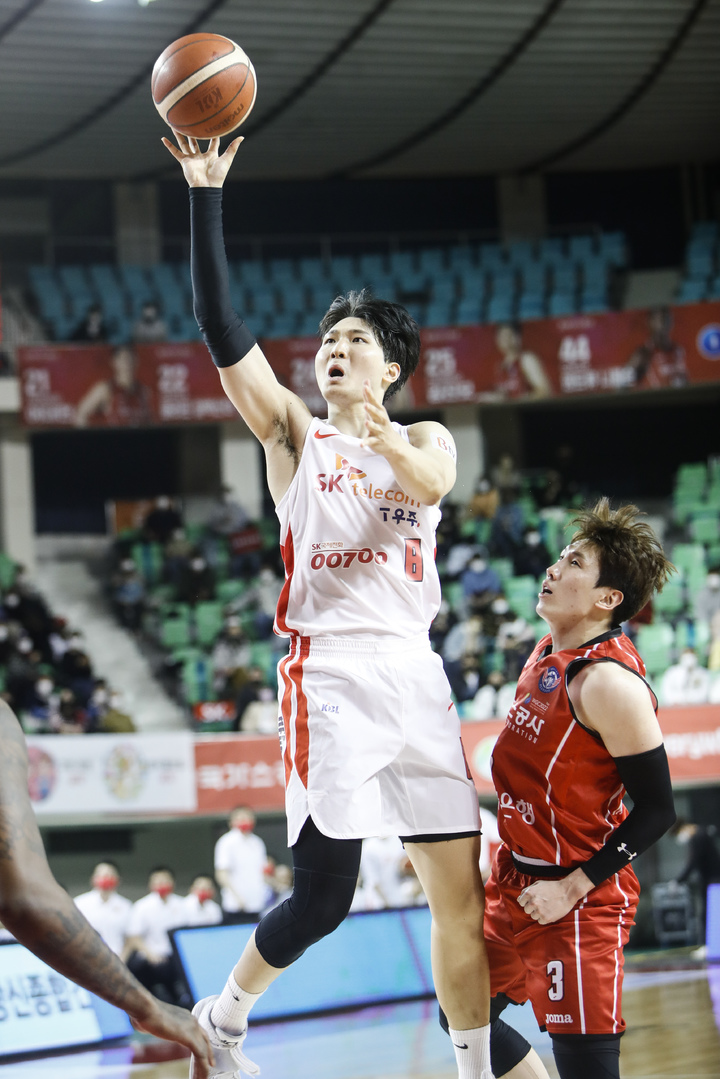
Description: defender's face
537,541,606,623
315,317,394,401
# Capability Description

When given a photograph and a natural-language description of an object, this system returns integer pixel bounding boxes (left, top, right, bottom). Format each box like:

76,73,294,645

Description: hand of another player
517,878,582,924
361,381,402,456
162,132,243,188
130,998,215,1078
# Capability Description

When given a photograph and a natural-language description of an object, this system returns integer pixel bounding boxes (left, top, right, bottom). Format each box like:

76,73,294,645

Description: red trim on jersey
275,524,295,635
292,639,311,789
278,649,296,786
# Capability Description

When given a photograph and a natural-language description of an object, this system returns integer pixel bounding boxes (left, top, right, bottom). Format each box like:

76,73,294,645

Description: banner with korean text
24,707,720,819
18,302,720,426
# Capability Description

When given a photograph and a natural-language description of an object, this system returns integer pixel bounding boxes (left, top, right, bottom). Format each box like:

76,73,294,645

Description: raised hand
161,132,243,188
361,379,401,457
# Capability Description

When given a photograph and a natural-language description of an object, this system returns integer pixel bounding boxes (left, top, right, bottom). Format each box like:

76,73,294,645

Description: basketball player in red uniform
626,306,687,389
0,699,215,1074
478,500,676,1078
164,133,493,1079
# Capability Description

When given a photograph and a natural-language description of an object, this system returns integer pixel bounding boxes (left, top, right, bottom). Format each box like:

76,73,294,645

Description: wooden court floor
1,959,718,1078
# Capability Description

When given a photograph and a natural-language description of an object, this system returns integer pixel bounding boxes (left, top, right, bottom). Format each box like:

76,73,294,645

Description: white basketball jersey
274,417,443,639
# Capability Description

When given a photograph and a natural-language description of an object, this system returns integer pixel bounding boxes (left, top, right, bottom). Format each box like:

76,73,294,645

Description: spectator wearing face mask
22,674,60,733
6,637,44,711
512,526,551,579
660,648,711,706
0,622,12,666
176,551,216,604
143,496,183,546
693,569,720,624
111,558,146,631
58,635,95,705
181,875,223,927
214,806,271,918
125,868,188,1005
447,651,485,704
98,689,137,733
211,617,252,697
74,862,133,956
459,548,502,610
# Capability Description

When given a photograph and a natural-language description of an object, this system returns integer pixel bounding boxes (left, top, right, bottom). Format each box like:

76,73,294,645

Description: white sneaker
191,995,260,1078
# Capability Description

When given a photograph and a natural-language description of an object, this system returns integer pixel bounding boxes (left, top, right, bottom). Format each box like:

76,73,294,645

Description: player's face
315,317,392,402
537,541,610,624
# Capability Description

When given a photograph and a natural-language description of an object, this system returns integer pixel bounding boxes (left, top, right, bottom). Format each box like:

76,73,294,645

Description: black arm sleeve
189,187,257,368
581,743,676,887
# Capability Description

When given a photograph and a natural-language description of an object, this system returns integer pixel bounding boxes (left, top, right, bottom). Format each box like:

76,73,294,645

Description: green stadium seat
194,600,225,646
690,515,720,544
181,656,214,704
653,576,686,617
675,462,707,491
635,623,674,677
674,619,711,659
0,551,17,590
131,542,164,585
671,543,706,577
159,613,193,649
443,580,465,611
505,575,540,621
489,558,514,586
217,578,249,604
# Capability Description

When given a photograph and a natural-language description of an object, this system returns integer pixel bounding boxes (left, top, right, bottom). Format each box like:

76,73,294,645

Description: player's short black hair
319,289,421,401
570,498,676,626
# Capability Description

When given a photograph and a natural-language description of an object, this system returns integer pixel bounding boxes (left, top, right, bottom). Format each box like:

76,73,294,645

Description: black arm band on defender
189,187,257,368
581,743,676,887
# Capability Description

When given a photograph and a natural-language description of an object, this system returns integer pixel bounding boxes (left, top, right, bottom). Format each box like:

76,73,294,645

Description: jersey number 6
404,538,424,582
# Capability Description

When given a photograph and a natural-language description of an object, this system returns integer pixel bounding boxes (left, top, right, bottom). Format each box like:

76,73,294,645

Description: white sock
448,1022,493,1079
210,974,265,1036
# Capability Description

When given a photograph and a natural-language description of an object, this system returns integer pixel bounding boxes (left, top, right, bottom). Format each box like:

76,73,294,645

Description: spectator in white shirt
125,867,188,1006
73,861,132,957
214,807,271,918
660,648,711,706
181,875,223,927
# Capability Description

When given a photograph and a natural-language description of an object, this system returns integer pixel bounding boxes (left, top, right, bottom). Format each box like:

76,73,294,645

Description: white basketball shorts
277,634,480,846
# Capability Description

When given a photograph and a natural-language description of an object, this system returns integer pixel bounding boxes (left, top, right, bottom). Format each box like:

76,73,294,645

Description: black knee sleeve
439,995,531,1077
254,817,362,969
551,1032,622,1079
490,1018,532,1076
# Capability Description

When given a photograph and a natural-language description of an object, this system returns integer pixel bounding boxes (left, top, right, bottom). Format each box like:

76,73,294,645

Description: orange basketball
152,33,257,139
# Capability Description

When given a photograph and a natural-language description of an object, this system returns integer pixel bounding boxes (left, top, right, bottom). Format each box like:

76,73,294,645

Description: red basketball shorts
484,845,640,1035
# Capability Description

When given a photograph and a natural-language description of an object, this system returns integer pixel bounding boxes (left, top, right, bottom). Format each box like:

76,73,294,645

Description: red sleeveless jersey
491,627,657,868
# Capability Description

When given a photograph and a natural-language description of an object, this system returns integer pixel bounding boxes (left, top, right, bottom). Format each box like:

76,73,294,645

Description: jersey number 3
404,538,424,581
547,960,564,1001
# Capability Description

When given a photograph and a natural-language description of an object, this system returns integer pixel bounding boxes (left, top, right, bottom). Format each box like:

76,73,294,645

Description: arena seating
26,230,627,344
676,221,720,304
111,458,720,725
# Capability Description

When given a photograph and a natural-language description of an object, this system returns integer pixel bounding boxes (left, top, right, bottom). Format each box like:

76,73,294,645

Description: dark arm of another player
0,701,214,1074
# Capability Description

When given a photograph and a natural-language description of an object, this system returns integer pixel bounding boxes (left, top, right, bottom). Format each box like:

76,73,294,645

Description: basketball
151,32,257,139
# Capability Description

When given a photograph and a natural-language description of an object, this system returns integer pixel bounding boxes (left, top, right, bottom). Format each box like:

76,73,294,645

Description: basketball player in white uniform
164,132,493,1079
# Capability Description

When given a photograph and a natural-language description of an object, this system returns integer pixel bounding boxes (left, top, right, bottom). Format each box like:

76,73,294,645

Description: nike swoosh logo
452,1043,469,1050
314,430,336,438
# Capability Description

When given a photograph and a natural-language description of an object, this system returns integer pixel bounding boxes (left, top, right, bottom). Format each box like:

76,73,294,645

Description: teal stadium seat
652,576,686,617
635,623,674,677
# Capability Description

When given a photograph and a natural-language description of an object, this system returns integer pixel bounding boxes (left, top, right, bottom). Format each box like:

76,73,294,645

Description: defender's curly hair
318,289,420,401
570,498,675,626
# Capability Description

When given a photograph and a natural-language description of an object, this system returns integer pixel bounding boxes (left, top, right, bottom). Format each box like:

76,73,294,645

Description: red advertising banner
190,705,720,816
18,341,238,427
194,734,286,814
19,302,720,427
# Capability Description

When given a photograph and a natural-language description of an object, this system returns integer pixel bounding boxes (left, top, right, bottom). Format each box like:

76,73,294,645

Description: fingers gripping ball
152,33,257,139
